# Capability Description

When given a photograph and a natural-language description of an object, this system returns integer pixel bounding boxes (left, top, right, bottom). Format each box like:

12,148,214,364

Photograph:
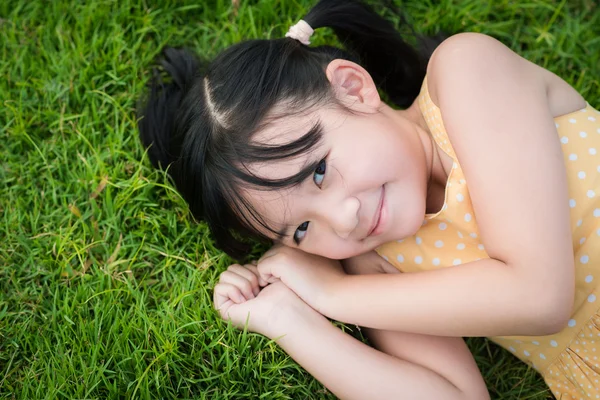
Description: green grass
1,0,598,398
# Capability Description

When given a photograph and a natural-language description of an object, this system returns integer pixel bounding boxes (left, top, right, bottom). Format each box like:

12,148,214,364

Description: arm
329,258,561,337
220,259,489,400
326,33,575,337
275,304,489,400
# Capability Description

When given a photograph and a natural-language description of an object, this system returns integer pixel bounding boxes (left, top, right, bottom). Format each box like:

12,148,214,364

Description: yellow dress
376,76,600,400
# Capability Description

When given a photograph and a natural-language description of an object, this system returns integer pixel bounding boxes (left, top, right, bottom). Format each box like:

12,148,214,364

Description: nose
322,195,360,239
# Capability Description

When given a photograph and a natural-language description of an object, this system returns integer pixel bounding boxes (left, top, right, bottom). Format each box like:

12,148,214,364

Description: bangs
224,120,326,241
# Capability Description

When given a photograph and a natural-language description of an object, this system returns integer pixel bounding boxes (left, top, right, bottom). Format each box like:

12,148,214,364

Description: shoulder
425,32,543,107
426,32,585,119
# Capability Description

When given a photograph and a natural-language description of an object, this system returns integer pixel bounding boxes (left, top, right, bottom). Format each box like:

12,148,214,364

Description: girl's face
243,60,447,260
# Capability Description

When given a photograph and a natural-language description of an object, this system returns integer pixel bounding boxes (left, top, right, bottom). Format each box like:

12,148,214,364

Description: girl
138,1,599,398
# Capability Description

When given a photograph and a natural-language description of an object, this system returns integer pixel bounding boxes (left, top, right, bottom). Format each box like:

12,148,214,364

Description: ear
325,59,381,112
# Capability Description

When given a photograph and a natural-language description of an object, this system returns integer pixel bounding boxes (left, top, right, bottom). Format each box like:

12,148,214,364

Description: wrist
265,294,325,339
320,274,348,321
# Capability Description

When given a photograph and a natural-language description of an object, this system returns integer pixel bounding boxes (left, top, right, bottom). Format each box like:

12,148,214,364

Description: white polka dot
579,171,587,179
581,255,590,264
432,258,440,266
415,256,423,264
524,350,530,357
469,233,477,238
589,294,596,303
397,254,404,263
540,353,546,360
459,179,466,185
570,199,577,208
569,118,577,124
589,116,597,122
580,131,588,138
588,190,596,198
456,193,464,202
396,239,405,243
570,154,578,161
569,319,577,327
561,136,569,144
464,213,472,222
457,231,464,239
590,148,597,155
532,341,540,345
594,209,600,217
456,243,465,250
438,222,447,230
586,275,594,283
598,166,600,173
453,259,461,265
382,256,389,262
597,128,600,134
577,219,583,227
509,346,516,352
415,236,422,245
580,237,586,245
478,244,485,251
551,340,558,347
434,240,444,248
555,123,560,128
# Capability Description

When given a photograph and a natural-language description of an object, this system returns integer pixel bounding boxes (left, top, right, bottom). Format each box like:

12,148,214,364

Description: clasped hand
213,244,346,337
256,244,345,315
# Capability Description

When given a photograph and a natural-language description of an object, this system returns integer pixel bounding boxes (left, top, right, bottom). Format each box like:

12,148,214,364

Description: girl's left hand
256,244,346,315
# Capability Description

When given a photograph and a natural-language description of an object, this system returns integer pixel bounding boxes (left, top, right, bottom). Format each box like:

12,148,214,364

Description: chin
316,246,358,261
390,201,427,241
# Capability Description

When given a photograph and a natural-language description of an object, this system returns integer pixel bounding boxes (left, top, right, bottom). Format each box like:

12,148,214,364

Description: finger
214,282,246,306
256,257,282,284
218,270,256,301
245,263,269,287
219,264,242,281
257,266,279,286
228,264,260,296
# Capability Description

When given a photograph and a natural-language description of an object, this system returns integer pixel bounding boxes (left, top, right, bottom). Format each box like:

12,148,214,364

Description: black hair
138,0,447,260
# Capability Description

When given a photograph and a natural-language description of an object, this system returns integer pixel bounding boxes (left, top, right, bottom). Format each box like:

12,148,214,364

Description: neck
391,101,453,214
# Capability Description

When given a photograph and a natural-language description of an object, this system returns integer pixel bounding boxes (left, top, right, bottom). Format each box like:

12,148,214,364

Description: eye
313,159,326,188
293,221,309,245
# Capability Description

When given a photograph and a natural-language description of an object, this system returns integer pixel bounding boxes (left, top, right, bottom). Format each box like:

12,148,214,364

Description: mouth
367,185,386,237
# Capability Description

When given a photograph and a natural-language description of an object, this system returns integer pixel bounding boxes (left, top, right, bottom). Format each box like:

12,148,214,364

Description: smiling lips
367,185,385,237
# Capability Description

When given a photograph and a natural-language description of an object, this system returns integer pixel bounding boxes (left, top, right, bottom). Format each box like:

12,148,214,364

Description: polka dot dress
375,75,600,399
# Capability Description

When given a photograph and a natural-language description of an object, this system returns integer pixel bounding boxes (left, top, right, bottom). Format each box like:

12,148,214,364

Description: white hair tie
285,20,314,46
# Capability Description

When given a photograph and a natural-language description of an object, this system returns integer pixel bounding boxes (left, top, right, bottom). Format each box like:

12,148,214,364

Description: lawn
1,0,599,398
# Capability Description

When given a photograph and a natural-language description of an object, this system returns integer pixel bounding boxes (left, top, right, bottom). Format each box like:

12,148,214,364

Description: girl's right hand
213,263,315,338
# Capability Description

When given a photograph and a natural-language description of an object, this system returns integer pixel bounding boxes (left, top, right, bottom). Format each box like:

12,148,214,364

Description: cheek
307,235,365,260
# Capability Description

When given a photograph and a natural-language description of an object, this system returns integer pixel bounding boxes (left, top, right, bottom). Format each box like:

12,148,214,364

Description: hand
257,244,346,315
213,263,315,338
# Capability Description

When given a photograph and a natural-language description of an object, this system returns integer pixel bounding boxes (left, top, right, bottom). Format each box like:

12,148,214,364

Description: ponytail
138,47,201,169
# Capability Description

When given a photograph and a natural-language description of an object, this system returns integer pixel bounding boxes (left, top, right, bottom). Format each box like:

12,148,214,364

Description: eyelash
293,158,327,245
